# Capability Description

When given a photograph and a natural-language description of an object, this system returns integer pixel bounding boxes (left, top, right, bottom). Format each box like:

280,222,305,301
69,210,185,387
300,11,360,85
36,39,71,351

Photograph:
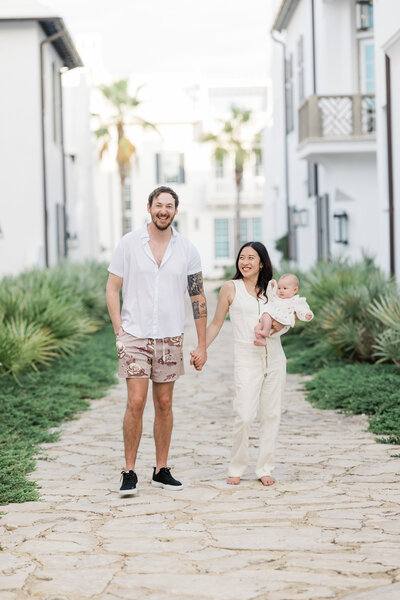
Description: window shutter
179,153,185,184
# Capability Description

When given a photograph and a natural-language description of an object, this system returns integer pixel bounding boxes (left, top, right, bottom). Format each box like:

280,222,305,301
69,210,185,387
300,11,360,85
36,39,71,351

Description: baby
254,273,313,346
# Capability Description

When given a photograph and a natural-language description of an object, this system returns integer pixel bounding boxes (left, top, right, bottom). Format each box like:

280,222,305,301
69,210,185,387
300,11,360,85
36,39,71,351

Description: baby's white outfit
261,279,313,328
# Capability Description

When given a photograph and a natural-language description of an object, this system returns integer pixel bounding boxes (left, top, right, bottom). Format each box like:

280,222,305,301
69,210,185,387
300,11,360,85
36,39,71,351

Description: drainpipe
271,31,294,261
58,68,68,258
385,54,395,276
40,29,67,267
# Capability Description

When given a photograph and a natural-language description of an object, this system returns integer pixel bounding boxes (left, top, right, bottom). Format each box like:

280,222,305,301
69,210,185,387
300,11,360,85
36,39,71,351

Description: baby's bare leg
254,313,272,346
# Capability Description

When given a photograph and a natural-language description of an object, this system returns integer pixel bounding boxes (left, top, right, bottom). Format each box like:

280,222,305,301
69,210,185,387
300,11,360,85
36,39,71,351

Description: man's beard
152,214,174,231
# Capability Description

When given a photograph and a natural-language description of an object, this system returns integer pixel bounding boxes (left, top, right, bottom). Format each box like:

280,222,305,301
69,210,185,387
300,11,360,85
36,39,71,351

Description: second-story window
155,152,185,184
359,40,375,93
254,150,262,176
215,156,224,178
285,54,294,133
297,35,305,104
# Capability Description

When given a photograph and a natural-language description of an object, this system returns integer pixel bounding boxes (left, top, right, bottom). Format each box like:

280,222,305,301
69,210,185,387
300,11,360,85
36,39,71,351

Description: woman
192,242,287,486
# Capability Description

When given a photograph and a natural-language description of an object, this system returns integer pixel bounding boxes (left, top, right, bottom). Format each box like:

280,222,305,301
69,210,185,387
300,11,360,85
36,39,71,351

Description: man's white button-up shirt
108,225,202,339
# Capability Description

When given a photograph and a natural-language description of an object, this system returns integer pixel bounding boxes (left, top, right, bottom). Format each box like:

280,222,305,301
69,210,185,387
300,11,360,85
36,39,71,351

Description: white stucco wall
63,69,98,262
374,0,400,278
266,0,379,272
0,21,44,275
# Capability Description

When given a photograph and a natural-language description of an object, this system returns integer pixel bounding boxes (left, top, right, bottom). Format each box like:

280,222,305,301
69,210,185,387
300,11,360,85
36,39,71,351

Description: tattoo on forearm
191,300,207,319
188,272,204,297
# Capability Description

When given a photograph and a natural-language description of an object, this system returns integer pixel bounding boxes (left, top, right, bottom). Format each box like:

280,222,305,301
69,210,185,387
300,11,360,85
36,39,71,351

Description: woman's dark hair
233,241,273,299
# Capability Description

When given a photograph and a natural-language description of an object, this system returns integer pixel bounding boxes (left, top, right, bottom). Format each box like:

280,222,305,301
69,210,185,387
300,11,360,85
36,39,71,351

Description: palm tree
202,106,262,255
94,79,156,235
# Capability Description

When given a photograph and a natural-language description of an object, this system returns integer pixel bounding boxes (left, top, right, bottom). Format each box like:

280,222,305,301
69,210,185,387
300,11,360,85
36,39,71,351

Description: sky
43,0,273,81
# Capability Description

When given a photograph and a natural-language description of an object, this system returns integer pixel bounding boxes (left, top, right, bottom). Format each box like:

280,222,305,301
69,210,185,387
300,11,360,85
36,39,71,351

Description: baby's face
277,279,298,299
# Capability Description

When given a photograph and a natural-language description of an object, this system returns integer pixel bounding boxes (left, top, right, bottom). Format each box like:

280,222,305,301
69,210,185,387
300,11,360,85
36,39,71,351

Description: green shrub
0,318,58,374
282,333,339,374
369,293,400,366
304,363,400,443
290,257,399,364
0,261,110,374
0,326,118,504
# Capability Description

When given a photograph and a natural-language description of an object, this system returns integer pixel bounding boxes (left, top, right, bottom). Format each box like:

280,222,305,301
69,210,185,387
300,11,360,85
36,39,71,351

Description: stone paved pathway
1,283,400,600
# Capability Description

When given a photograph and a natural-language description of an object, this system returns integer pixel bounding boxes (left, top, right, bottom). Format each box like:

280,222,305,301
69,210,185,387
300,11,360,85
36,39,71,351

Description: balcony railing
298,94,375,144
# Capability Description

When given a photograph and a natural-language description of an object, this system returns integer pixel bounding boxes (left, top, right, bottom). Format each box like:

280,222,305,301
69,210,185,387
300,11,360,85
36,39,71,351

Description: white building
94,74,269,278
374,0,400,279
265,0,380,271
0,1,97,276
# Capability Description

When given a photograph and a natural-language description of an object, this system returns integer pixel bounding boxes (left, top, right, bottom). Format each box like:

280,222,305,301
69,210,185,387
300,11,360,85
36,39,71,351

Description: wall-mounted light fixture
0,224,3,239
356,0,373,31
333,211,349,244
292,208,309,228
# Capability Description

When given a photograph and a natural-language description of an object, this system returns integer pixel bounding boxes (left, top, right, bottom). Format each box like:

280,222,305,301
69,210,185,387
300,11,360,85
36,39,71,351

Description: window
123,216,132,233
359,40,375,93
240,219,248,244
124,177,131,210
285,54,294,133
252,217,262,240
307,161,317,197
215,157,224,178
214,219,230,258
241,217,262,244
155,152,185,184
254,151,262,176
297,35,305,103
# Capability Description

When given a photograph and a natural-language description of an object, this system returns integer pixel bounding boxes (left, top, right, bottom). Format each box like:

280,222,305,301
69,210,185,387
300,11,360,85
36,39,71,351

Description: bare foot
259,475,275,486
227,477,240,485
253,339,266,346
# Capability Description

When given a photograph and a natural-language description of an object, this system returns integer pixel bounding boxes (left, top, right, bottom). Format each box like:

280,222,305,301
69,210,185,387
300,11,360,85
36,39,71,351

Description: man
106,186,207,496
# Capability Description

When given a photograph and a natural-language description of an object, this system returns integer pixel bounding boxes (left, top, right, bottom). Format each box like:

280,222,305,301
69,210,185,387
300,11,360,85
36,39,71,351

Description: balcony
204,178,264,208
298,94,376,158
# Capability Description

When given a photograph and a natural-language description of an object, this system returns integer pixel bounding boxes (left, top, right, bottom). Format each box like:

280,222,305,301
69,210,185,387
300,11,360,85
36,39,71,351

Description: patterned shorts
116,327,185,382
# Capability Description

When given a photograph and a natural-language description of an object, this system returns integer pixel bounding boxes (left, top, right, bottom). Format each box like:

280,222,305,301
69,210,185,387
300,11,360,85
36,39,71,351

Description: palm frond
369,294,400,332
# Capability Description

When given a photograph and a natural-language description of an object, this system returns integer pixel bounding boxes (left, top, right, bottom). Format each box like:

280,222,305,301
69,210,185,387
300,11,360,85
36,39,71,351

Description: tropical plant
94,79,157,235
0,262,110,375
0,317,57,375
289,257,398,362
369,293,400,366
202,106,262,255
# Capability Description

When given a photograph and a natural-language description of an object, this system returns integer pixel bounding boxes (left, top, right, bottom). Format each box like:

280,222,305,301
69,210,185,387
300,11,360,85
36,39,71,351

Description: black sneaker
151,467,183,490
119,470,138,496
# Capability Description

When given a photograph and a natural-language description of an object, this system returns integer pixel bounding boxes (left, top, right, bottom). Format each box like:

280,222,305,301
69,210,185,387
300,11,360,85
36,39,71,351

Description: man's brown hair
148,186,179,208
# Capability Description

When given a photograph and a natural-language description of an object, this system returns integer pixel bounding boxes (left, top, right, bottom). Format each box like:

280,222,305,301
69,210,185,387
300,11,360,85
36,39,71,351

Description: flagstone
29,567,118,597
341,582,400,599
0,284,399,599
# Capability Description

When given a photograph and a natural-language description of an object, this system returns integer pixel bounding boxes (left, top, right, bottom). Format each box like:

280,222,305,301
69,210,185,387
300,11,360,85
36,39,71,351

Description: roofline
0,16,83,69
271,0,301,32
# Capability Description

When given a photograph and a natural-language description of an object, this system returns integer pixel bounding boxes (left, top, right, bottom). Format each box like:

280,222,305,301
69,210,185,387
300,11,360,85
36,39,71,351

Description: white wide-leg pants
228,338,286,479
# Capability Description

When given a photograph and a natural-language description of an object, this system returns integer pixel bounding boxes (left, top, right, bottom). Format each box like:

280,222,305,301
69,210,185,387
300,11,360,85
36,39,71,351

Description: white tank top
229,279,265,344
229,279,287,364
